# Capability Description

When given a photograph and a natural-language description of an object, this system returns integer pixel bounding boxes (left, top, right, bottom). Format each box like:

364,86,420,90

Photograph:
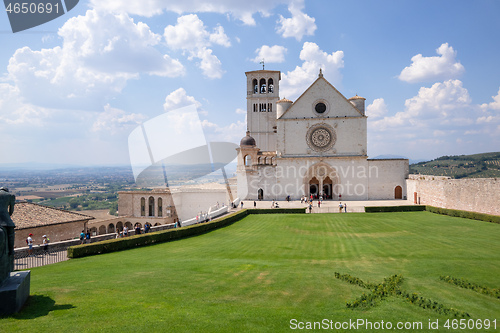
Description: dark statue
0,187,15,285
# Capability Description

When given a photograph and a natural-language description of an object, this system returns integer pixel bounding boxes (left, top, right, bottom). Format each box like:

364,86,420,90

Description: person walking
80,230,85,244
241,201,244,209
42,235,49,254
344,203,347,213
26,233,34,256
339,202,343,213
253,201,256,209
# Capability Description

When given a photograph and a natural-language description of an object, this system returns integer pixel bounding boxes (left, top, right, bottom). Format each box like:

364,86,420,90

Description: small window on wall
245,155,252,167
268,103,272,112
313,100,329,116
253,104,257,112
253,79,258,93
148,196,154,217
158,198,163,217
141,197,145,216
268,78,274,93
315,102,326,114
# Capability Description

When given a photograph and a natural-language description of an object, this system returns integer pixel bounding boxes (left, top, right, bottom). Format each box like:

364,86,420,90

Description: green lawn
2,212,500,332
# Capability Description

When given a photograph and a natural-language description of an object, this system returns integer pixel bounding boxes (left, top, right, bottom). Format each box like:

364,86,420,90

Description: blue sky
0,0,499,166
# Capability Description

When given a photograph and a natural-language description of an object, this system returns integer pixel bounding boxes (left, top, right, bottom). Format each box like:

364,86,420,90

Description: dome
240,131,256,147
348,94,365,100
277,98,293,104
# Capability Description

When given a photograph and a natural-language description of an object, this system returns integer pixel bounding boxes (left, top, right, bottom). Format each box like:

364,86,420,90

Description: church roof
277,98,293,103
240,131,256,147
278,70,365,119
12,202,94,230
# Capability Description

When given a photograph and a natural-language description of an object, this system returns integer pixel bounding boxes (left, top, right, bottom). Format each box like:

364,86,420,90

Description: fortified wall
406,175,500,216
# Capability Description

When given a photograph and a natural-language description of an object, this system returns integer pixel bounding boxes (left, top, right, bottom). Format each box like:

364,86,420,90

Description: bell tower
245,68,281,152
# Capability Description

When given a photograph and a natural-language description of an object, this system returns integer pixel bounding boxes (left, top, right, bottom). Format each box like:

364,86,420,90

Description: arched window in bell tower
244,155,252,167
268,78,274,93
253,79,258,93
260,78,266,93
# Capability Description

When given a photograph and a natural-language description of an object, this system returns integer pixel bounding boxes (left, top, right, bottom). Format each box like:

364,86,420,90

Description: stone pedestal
0,270,30,316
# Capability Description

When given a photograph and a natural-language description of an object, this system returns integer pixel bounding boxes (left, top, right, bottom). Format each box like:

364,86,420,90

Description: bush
248,208,306,215
425,206,500,224
365,206,426,213
68,208,305,258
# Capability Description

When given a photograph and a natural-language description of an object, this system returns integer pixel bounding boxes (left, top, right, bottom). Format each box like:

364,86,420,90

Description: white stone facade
237,69,409,201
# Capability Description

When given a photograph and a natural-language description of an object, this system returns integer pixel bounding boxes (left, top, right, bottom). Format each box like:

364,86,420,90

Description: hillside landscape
410,152,500,179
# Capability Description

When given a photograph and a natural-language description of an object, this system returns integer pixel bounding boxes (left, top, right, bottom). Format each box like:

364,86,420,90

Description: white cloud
6,10,185,110
202,119,247,143
373,80,472,132
368,79,500,157
276,1,316,41
235,108,246,114
252,45,287,63
164,14,230,78
89,0,291,26
481,87,500,111
92,104,147,133
399,43,465,83
280,42,344,99
0,83,52,127
366,98,388,119
163,88,202,112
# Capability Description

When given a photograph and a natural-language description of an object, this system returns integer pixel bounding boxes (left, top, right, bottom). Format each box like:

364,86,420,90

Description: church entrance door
258,188,264,200
323,176,332,199
309,177,319,198
395,186,403,199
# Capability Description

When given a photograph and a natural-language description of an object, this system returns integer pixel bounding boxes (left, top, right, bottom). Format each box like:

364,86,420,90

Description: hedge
425,206,500,224
364,205,500,224
247,208,306,215
68,208,305,258
364,205,426,213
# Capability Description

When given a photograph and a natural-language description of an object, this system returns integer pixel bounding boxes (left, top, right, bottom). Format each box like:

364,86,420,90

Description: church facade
237,69,409,201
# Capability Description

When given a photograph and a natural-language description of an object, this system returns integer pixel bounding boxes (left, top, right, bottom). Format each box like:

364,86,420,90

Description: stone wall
406,175,500,216
14,219,88,248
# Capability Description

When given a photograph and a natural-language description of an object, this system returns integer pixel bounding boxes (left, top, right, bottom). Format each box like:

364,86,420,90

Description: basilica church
236,69,409,201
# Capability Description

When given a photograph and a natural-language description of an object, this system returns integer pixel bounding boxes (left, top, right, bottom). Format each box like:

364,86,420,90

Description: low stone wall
407,175,500,216
14,222,177,258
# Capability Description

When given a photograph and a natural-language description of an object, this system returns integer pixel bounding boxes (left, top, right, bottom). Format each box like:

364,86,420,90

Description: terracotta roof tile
12,202,94,230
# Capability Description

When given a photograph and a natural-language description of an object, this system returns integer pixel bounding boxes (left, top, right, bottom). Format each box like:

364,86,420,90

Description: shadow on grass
12,295,75,319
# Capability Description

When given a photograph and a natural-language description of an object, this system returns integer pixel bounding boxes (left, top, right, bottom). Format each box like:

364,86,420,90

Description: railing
181,206,229,227
15,247,69,270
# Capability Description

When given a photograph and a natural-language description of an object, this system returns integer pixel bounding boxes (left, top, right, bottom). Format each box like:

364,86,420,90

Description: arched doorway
304,163,339,199
116,221,123,231
323,177,332,199
108,223,115,233
258,188,264,200
99,225,106,235
309,177,319,198
395,186,403,199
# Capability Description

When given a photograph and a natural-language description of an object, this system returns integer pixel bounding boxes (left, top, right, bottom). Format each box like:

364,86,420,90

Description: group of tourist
25,233,50,255
115,222,153,238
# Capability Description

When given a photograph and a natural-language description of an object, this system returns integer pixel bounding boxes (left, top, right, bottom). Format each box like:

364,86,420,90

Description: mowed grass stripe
1,211,499,332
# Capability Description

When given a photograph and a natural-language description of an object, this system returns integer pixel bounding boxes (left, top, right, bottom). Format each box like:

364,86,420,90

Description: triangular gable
279,76,364,119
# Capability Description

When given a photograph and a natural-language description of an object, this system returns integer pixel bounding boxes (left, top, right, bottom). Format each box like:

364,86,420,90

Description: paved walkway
240,199,414,213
